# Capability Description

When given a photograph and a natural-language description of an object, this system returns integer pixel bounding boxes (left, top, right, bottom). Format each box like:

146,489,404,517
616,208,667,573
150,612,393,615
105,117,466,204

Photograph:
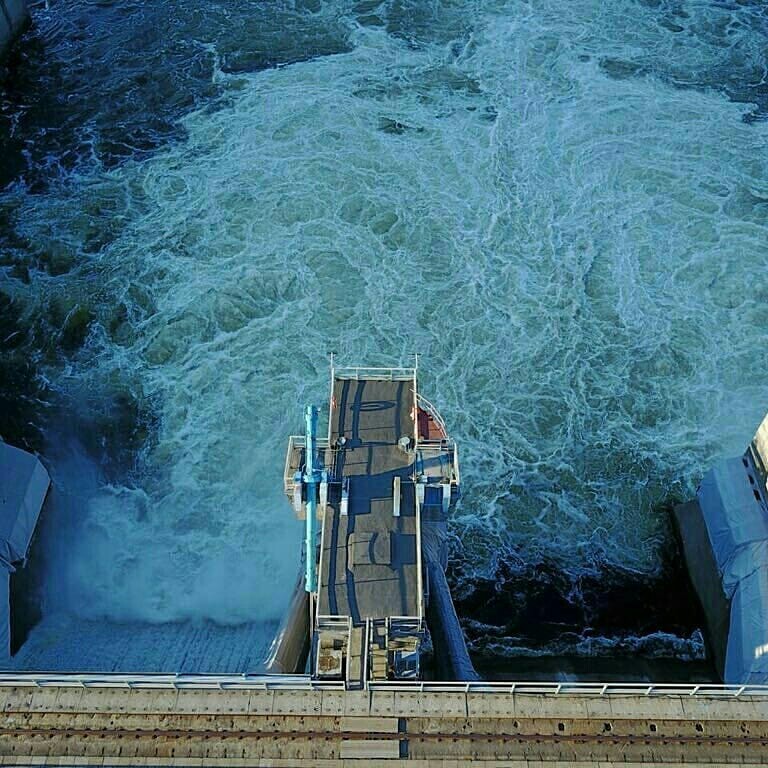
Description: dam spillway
2,0,768,759
1,367,768,762
3,0,768,677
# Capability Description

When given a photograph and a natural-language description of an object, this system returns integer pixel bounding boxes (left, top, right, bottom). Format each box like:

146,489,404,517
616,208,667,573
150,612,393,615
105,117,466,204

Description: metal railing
0,673,343,691
334,366,416,381
366,680,768,697
417,439,460,487
0,674,766,697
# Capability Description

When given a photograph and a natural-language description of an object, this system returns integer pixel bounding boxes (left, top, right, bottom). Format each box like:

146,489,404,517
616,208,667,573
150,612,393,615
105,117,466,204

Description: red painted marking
417,408,446,440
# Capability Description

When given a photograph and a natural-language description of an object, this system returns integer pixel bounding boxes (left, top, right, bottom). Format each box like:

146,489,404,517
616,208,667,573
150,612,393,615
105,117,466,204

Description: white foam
7,3,768,632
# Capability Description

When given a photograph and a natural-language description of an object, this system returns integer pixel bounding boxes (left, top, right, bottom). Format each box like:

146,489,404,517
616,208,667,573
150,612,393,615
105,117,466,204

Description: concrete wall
0,0,29,62
673,500,730,679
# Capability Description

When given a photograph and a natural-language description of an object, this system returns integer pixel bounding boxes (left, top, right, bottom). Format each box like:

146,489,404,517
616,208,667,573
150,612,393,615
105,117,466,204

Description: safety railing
417,439,460,487
363,618,371,685
315,615,352,627
0,673,343,691
334,366,416,381
0,674,766,697
367,680,768,697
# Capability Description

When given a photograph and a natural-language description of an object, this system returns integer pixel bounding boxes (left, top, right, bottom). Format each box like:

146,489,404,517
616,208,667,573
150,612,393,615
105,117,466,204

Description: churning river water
1,0,768,673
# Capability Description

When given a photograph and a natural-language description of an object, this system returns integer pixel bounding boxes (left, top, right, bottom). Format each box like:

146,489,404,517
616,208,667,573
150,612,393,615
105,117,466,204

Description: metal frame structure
413,476,425,623
283,435,331,498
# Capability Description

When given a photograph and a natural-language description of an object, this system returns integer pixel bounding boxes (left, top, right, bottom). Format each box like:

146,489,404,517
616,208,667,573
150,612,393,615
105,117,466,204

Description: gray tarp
0,442,49,568
0,569,8,658
697,458,768,597
725,566,768,683
696,456,768,683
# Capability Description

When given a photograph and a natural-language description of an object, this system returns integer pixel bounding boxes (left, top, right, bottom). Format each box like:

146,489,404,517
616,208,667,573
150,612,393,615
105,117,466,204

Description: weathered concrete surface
0,687,766,765
674,500,730,677
0,763,762,768
0,0,29,62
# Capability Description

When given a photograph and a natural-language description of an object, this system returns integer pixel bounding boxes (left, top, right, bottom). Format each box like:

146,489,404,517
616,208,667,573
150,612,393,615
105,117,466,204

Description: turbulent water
1,0,768,670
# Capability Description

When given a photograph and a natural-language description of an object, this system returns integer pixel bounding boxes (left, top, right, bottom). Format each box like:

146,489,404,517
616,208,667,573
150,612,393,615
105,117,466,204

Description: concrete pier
282,365,466,684
0,0,29,62
0,683,766,765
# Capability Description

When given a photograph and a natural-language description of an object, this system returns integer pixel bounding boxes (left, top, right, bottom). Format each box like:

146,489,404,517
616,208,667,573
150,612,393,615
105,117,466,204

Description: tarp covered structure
0,442,48,567
0,442,49,658
0,570,8,662
694,420,768,684
698,458,768,598
725,566,768,683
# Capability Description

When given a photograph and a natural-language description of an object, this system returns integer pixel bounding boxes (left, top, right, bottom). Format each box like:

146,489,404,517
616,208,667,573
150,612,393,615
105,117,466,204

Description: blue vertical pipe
304,405,319,593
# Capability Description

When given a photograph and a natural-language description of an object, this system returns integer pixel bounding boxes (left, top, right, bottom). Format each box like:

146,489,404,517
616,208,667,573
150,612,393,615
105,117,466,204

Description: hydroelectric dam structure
0,362,767,765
